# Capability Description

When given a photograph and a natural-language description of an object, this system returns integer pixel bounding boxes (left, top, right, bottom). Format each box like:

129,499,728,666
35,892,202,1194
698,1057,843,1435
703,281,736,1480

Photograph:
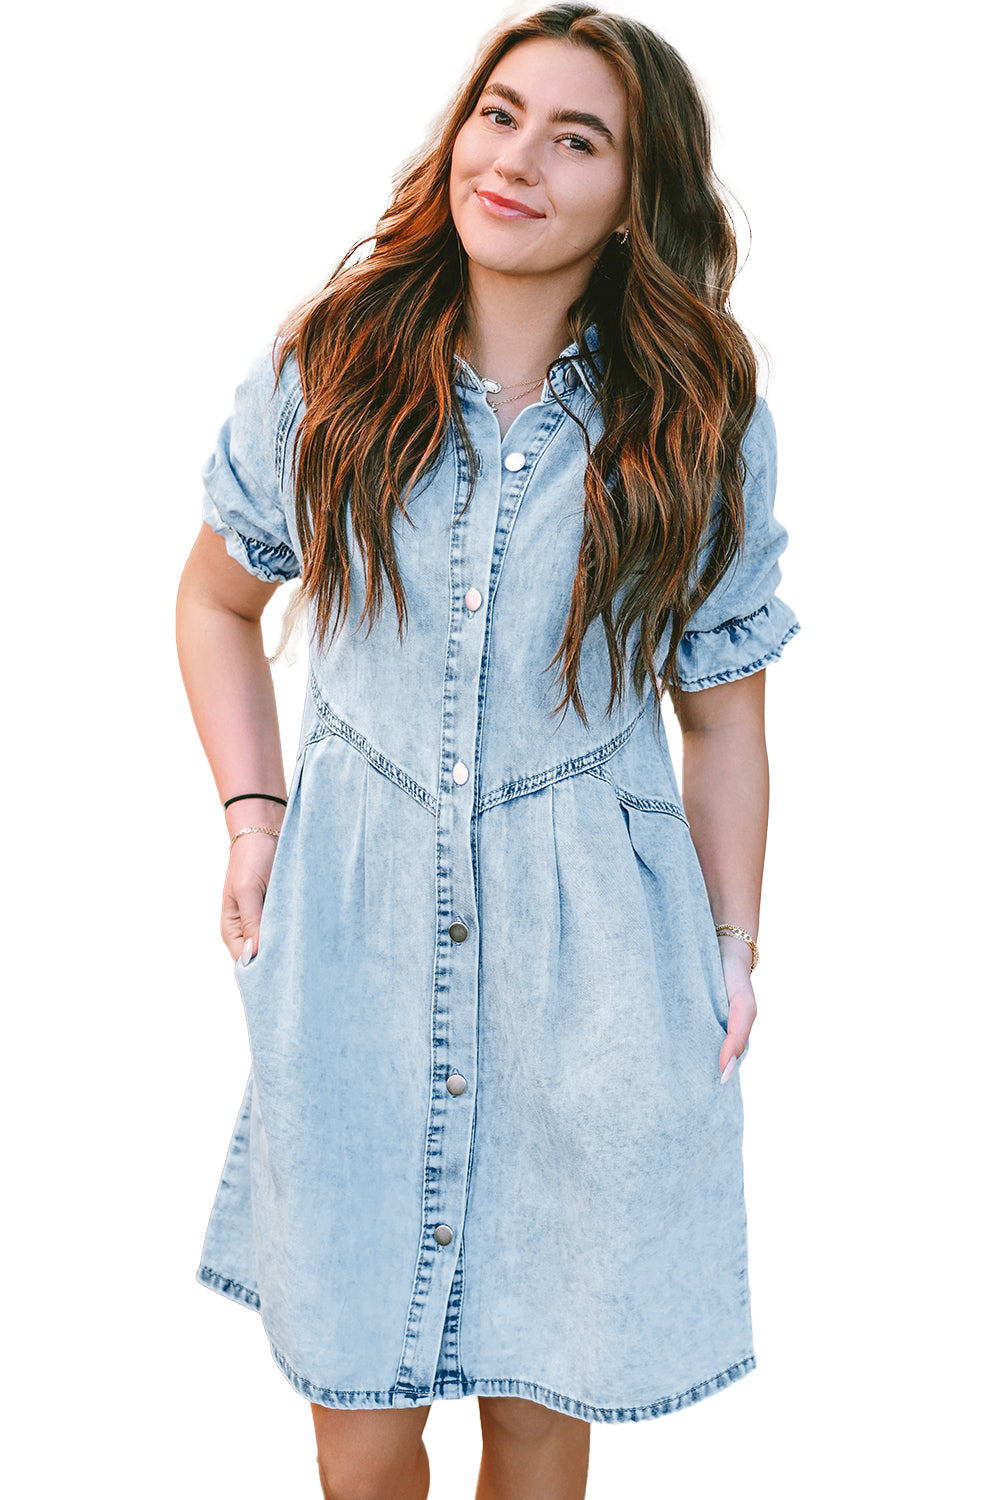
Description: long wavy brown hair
272,2,759,729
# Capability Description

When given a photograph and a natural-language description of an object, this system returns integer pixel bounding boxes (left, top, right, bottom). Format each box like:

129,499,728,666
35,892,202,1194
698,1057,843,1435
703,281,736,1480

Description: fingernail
241,938,253,966
720,1056,736,1084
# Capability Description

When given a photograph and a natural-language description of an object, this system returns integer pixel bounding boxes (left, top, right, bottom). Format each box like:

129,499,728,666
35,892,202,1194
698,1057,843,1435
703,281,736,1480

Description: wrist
714,924,759,972
717,933,752,968
225,797,286,840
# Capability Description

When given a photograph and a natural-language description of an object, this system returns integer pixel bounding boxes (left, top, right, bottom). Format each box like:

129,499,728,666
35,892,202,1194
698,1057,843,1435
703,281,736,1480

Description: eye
479,107,596,157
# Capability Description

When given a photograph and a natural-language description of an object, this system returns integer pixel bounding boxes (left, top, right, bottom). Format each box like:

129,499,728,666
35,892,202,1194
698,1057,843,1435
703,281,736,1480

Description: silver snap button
566,367,581,388
451,761,469,785
446,1073,467,1095
464,587,482,611
503,451,526,472
448,920,469,943
434,1224,454,1245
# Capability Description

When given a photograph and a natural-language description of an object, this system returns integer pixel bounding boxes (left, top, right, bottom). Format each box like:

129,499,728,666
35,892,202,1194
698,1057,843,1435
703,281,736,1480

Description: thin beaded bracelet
223,792,288,809
714,924,759,971
229,825,282,850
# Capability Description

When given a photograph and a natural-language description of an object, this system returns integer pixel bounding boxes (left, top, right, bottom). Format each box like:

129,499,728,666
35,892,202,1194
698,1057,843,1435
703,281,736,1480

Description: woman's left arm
673,669,768,1082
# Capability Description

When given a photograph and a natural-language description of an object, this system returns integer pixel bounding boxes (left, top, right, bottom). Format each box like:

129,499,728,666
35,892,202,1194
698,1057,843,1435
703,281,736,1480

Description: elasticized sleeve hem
198,341,304,585
201,488,302,584
674,597,801,692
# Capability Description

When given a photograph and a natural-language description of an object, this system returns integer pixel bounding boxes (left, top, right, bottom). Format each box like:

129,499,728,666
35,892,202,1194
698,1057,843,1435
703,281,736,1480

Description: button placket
397,395,560,1395
395,409,488,1388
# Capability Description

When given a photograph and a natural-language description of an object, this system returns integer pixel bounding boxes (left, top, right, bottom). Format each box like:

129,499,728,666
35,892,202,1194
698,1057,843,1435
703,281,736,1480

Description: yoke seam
302,680,661,820
583,765,689,825
475,704,646,814
307,672,439,815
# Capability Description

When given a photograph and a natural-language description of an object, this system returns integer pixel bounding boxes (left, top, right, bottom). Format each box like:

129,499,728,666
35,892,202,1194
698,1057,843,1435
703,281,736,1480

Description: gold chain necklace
458,346,550,412
484,379,547,412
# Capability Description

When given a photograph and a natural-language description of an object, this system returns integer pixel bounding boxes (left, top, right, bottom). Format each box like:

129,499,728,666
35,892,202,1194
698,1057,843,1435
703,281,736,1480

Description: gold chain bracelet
714,924,759,971
229,825,282,850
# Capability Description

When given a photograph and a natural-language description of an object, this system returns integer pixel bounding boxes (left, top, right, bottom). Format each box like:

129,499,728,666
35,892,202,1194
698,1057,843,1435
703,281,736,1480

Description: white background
3,1,995,1494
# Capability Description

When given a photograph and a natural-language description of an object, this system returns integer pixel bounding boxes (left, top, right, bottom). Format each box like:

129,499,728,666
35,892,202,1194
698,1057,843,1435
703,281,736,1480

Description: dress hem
196,1262,756,1425
197,1262,261,1310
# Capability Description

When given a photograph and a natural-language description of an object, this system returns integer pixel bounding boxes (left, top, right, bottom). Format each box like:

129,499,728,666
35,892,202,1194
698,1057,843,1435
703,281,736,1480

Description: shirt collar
454,321,603,402
558,322,603,398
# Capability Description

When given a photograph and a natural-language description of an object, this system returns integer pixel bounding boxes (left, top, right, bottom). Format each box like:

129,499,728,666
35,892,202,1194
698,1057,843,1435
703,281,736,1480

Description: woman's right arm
176,521,289,964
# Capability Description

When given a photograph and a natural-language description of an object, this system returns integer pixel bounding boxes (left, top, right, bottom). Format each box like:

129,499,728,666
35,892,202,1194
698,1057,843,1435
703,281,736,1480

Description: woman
176,4,799,1496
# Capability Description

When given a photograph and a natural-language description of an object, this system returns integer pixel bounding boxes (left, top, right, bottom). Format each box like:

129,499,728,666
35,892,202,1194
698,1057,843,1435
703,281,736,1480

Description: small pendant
482,379,502,393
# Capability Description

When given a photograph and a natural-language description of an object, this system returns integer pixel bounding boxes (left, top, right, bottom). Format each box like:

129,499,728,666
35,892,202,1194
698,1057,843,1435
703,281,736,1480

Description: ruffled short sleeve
200,343,304,584
673,395,800,691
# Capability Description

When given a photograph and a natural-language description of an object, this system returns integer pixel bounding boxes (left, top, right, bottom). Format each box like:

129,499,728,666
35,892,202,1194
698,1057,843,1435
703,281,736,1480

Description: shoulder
232,338,305,490
740,394,777,478
239,338,304,425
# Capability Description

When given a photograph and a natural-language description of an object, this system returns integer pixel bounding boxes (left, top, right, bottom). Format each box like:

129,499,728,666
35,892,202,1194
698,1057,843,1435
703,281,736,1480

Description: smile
474,189,545,221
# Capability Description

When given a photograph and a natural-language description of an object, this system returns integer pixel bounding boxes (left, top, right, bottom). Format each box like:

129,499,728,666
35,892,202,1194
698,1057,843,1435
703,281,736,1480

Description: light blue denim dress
195,324,800,1423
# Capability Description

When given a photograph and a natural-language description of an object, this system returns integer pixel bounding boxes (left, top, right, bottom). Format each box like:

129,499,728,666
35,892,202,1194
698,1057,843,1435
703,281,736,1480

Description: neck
460,263,585,386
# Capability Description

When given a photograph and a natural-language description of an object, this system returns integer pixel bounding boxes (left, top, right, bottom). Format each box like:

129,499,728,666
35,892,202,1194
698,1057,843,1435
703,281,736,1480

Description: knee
317,1452,423,1500
316,1452,363,1500
316,1456,380,1500
312,1407,429,1500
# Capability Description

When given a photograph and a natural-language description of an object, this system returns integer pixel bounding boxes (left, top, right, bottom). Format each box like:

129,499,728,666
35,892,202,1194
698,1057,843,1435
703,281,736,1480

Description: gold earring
615,228,630,245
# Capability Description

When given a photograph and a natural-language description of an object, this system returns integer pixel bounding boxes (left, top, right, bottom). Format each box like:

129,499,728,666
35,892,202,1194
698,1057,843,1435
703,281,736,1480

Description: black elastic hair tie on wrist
223,792,289,809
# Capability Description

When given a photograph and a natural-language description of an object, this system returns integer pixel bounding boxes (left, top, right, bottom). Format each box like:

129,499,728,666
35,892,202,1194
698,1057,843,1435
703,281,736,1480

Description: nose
492,129,541,186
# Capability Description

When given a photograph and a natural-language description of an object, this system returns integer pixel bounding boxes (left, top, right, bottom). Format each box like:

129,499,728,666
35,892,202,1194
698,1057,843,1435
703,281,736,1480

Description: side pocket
616,789,733,1046
232,740,308,985
712,935,753,1065
231,855,281,987
233,941,264,981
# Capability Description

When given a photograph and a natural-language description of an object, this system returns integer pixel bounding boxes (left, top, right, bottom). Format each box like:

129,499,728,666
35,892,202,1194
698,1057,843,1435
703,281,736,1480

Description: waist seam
307,672,650,817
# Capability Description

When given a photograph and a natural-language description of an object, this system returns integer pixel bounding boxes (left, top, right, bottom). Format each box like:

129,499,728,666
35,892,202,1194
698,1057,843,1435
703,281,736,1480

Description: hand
221,831,279,963
717,934,758,1082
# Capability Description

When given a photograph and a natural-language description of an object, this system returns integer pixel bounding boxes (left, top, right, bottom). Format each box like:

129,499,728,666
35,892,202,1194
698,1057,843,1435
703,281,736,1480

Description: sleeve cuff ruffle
202,492,301,584
675,596,800,691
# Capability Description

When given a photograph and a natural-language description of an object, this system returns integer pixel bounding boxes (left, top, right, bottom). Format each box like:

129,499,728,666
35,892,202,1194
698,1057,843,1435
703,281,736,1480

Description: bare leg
475,1396,591,1500
311,1403,432,1500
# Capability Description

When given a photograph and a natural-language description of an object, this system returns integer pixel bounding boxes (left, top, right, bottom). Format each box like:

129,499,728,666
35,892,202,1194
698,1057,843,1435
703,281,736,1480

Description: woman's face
449,38,630,284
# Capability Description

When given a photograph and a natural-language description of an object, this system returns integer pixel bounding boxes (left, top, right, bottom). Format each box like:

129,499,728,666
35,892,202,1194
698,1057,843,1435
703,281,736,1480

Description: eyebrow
480,81,617,147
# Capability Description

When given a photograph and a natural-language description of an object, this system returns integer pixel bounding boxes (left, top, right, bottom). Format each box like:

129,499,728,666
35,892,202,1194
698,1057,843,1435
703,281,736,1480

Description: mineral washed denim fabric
195,323,800,1423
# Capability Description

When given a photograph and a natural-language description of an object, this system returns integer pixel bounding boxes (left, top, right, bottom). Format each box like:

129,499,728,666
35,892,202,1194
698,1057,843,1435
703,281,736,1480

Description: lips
475,189,545,220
